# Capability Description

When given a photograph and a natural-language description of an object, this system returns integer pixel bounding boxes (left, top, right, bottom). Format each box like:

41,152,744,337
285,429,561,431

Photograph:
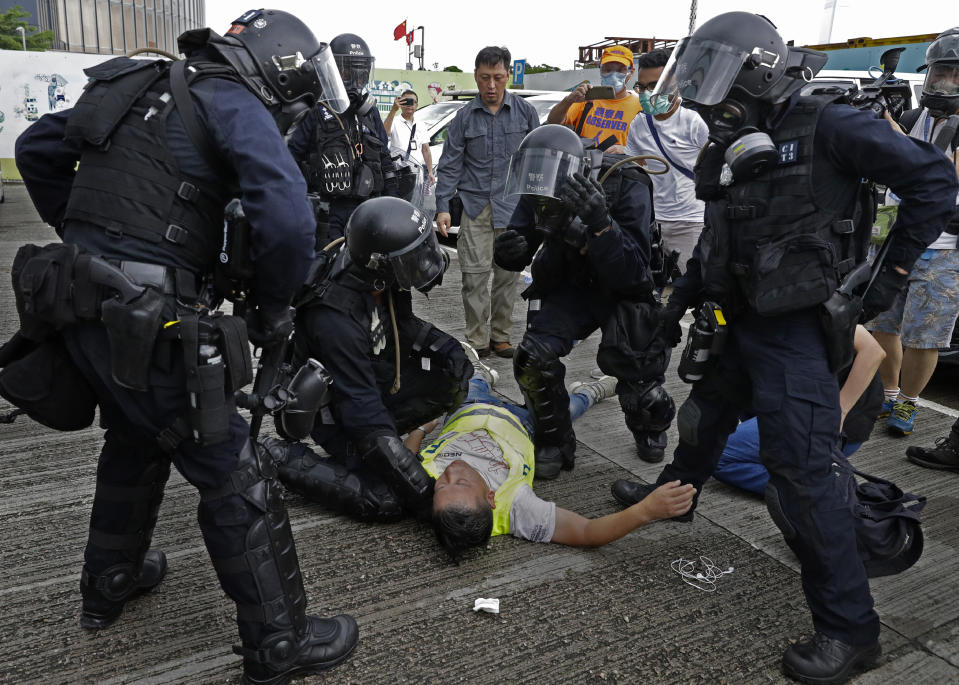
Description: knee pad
676,397,704,447
620,381,675,434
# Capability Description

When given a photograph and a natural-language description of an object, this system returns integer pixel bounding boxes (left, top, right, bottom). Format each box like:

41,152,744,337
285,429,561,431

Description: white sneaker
569,375,617,405
460,341,498,388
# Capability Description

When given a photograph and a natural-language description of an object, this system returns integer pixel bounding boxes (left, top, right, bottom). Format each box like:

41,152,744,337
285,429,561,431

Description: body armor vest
302,106,386,199
63,57,232,273
705,93,865,316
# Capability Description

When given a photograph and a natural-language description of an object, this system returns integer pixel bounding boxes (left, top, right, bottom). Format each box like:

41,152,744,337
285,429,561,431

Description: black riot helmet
652,12,826,108
920,28,959,117
652,12,827,181
195,9,349,133
346,197,449,292
330,33,375,103
504,125,591,199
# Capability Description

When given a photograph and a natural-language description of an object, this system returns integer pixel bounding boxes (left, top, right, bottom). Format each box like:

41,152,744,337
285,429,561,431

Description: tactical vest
420,403,536,537
63,57,232,273
302,106,386,199
714,93,865,316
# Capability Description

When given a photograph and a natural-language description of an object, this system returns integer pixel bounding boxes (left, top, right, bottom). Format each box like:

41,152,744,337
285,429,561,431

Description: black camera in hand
844,47,912,123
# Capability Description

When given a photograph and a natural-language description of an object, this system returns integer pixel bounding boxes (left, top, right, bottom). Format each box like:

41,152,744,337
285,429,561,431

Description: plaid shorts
868,249,959,348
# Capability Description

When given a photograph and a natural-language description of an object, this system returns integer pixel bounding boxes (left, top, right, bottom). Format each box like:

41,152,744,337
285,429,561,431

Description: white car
419,90,567,235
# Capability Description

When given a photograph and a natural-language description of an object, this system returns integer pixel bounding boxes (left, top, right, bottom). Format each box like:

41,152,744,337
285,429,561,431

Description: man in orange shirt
547,45,641,151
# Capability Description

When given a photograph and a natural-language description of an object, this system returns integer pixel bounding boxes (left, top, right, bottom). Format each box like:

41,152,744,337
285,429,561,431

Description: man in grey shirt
435,46,539,358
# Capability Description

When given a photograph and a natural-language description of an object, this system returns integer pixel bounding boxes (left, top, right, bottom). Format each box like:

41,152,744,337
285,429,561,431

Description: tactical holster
101,288,165,391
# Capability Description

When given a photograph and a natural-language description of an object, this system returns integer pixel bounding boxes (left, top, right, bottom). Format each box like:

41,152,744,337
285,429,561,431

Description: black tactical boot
634,430,667,464
782,632,880,684
200,440,358,684
906,434,959,472
80,445,171,629
610,479,694,522
533,431,577,480
80,550,168,629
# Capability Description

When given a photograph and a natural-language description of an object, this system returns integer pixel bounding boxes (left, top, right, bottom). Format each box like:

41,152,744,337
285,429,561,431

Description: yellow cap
601,45,634,68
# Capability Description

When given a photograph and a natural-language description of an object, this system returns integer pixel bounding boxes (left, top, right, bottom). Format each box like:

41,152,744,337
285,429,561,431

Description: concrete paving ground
1,183,957,684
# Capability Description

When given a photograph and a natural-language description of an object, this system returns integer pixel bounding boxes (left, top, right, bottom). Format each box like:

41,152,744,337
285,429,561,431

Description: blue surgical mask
640,91,672,116
600,71,627,92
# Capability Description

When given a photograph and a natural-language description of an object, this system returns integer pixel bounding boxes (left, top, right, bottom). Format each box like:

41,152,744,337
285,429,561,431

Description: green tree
525,64,560,74
0,6,53,51
443,65,463,72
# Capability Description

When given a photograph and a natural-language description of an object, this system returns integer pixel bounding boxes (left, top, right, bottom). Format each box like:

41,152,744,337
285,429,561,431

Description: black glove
559,172,611,233
693,142,726,201
861,264,908,323
359,433,434,511
494,229,531,271
657,304,686,348
246,306,294,348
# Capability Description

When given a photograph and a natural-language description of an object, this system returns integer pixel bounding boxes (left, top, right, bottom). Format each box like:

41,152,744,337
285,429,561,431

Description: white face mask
600,71,627,92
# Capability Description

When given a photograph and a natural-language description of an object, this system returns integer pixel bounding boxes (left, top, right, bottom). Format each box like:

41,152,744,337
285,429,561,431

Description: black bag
597,300,670,381
0,335,97,431
447,194,464,227
835,459,926,578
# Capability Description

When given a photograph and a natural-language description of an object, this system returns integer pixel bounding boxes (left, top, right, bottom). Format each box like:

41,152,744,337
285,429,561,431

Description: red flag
393,21,407,41
406,30,415,46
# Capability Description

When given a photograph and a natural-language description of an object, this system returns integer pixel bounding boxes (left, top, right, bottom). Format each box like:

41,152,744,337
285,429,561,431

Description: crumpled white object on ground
472,597,500,613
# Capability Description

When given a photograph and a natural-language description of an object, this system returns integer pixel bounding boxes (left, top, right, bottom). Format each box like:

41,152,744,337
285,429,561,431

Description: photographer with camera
547,45,641,152
385,89,435,205
609,13,957,683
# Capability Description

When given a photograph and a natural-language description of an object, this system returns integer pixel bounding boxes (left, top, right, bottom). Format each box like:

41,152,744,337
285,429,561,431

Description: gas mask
700,95,778,181
534,197,572,237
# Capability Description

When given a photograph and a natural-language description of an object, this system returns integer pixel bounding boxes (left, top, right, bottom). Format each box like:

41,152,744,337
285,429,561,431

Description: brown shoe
491,341,514,358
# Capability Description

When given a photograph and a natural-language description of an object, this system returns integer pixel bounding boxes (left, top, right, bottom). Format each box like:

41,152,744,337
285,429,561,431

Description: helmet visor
923,62,959,96
390,226,448,291
652,36,748,106
335,54,375,94
504,147,585,199
309,45,350,113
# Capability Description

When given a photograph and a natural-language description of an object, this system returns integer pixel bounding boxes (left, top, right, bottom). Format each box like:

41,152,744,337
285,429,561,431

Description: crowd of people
3,7,959,685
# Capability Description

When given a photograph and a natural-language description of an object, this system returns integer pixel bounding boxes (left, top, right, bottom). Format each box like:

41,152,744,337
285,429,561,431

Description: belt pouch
100,287,164,391
182,315,231,446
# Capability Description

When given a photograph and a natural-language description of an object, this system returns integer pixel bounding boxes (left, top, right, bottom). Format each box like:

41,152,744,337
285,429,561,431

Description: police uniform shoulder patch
778,140,799,165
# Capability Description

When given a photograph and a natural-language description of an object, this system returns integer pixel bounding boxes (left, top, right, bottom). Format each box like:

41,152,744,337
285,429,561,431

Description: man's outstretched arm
550,481,695,547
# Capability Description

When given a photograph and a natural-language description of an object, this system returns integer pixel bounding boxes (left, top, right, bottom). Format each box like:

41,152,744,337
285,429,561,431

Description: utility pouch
597,300,670,381
211,313,253,393
100,287,165,391
13,243,83,331
352,162,375,199
181,314,231,446
0,335,97,431
747,234,838,316
64,57,167,147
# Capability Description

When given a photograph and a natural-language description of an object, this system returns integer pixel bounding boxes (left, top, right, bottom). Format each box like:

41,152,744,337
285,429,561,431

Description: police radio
677,302,728,383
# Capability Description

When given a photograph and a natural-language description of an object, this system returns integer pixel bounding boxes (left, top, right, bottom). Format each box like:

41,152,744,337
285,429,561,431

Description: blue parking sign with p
513,59,526,85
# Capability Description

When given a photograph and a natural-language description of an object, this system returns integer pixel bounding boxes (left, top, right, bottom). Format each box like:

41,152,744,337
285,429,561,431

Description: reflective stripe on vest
421,403,535,537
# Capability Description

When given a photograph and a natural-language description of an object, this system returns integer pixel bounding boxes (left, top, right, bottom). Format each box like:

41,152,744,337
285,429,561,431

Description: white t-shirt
388,115,426,168
625,104,709,222
907,109,958,250
429,428,556,542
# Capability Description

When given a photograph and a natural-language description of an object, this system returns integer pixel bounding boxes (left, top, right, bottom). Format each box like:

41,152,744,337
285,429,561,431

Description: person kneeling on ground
405,356,695,561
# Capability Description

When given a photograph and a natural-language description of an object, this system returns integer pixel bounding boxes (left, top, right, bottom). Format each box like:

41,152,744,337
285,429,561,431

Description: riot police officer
11,10,360,682
288,33,398,243
610,13,959,684
263,197,472,520
492,124,672,479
